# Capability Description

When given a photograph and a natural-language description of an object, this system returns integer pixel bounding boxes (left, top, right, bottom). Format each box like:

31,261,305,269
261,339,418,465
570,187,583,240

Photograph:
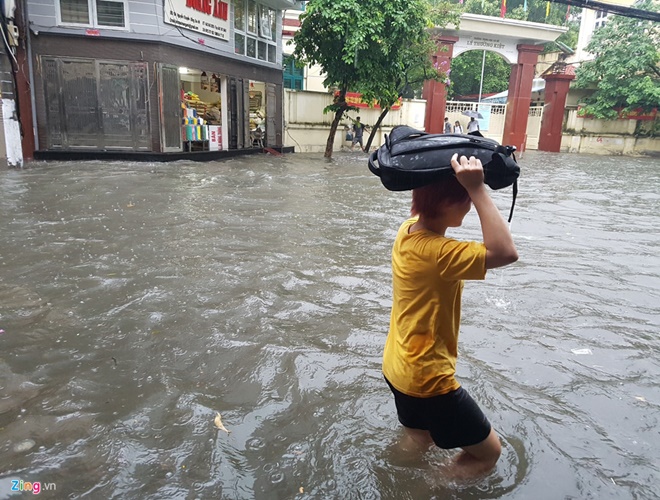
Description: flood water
0,150,658,499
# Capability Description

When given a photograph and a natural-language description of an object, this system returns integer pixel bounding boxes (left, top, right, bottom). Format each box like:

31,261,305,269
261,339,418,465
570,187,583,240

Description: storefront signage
164,0,230,42
208,125,222,150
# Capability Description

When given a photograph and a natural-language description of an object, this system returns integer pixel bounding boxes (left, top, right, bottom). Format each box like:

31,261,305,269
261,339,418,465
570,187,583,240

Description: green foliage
292,0,460,155
292,0,360,94
574,0,660,119
462,0,580,50
463,0,568,25
293,0,460,107
448,51,511,98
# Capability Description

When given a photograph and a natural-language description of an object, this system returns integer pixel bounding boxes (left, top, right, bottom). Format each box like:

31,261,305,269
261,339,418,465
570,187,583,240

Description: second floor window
283,55,304,90
234,0,277,64
58,0,127,28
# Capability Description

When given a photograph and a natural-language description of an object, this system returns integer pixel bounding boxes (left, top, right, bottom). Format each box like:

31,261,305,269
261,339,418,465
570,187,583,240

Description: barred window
96,0,125,27
59,0,90,24
233,0,278,64
58,0,127,29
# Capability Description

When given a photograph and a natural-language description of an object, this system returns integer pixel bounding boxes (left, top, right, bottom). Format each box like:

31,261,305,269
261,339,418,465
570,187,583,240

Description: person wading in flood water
382,153,518,480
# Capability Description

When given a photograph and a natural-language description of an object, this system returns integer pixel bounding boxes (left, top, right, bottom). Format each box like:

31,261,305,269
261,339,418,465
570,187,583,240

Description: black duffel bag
368,126,520,221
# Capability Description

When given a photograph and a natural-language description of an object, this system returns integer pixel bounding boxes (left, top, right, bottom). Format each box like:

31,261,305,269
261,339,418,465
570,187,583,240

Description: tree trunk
364,107,390,153
324,107,345,158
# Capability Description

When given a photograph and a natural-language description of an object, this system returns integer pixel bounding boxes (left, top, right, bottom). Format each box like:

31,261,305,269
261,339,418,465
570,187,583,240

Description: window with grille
58,0,127,28
283,55,303,90
234,0,278,64
595,10,608,29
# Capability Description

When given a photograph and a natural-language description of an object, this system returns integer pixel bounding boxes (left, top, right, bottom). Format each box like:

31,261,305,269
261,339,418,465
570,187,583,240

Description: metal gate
159,65,182,152
229,78,239,149
265,83,277,147
42,57,150,150
229,77,249,149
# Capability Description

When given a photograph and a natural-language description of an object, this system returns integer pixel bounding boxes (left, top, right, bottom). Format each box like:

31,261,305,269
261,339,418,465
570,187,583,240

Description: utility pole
477,49,486,105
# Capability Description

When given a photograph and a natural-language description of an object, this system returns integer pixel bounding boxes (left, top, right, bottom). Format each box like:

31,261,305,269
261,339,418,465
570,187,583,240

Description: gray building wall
27,0,284,69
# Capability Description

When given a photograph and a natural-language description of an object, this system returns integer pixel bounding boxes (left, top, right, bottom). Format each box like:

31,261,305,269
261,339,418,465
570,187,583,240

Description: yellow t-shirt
383,217,487,397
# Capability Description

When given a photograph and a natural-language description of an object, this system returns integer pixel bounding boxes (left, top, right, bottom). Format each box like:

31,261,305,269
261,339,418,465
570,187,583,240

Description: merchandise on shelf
182,125,208,142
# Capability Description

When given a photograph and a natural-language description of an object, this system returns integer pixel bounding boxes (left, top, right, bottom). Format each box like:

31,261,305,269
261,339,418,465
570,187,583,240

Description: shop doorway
178,67,228,152
248,80,266,147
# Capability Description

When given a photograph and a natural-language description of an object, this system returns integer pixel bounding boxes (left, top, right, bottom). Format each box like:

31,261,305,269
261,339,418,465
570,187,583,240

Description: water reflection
0,152,658,499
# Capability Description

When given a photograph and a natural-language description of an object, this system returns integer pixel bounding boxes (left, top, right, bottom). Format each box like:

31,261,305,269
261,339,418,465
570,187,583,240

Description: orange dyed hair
411,176,470,218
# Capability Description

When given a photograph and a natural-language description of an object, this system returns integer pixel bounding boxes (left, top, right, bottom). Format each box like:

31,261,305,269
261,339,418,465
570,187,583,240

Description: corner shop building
23,0,295,159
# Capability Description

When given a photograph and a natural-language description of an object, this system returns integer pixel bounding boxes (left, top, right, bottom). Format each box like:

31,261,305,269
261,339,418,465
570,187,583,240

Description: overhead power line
550,0,660,22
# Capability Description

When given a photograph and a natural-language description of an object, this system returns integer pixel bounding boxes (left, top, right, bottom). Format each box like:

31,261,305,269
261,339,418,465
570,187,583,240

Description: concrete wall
280,90,660,157
561,109,659,156
283,92,549,153
283,89,426,153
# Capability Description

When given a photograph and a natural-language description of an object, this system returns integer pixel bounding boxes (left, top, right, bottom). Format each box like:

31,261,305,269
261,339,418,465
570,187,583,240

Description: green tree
463,0,568,25
574,0,660,119
293,0,458,157
448,51,511,99
359,2,461,152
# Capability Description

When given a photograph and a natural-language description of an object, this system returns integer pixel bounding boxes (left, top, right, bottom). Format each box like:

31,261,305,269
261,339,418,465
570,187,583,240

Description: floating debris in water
0,329,5,334
634,396,647,402
571,348,593,355
13,439,36,453
214,412,230,433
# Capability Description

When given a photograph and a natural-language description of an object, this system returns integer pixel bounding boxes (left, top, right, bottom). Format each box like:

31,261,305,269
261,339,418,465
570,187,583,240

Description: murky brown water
0,151,658,499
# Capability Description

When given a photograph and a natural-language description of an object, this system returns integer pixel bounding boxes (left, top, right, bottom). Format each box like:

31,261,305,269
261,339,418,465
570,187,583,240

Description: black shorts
385,377,491,449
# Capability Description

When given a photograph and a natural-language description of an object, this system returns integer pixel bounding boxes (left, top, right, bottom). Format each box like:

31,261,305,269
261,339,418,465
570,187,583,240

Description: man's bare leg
444,428,502,480
399,426,434,452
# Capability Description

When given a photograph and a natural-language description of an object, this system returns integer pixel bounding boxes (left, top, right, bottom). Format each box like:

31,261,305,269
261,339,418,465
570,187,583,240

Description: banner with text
164,0,230,42
336,91,402,111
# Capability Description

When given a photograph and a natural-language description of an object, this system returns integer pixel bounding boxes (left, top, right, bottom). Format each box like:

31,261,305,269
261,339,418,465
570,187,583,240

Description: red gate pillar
423,36,459,134
538,63,576,152
502,44,544,151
